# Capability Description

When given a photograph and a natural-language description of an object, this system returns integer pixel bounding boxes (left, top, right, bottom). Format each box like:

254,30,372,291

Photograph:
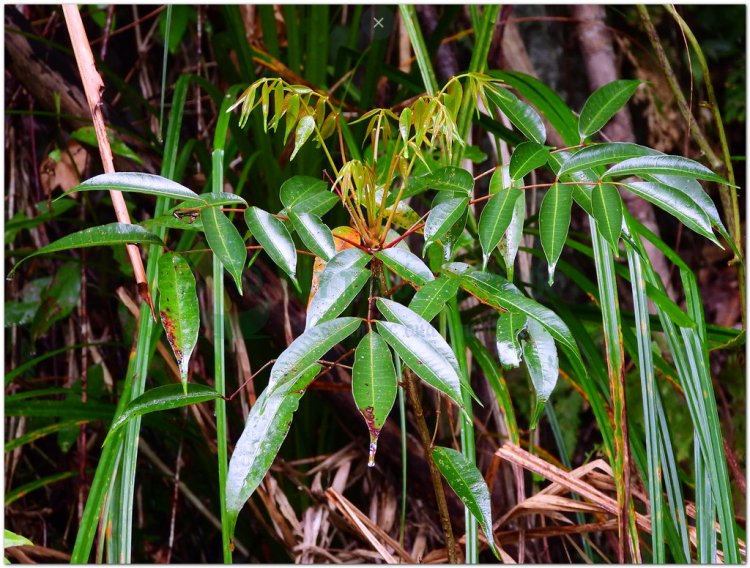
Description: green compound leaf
203,206,247,293
225,364,320,536
158,253,200,392
10,223,163,276
423,197,468,254
245,206,297,285
376,247,434,286
306,267,370,329
376,320,466,414
495,310,527,369
621,181,719,245
66,172,199,201
478,168,524,269
290,115,315,161
267,317,361,394
352,331,397,466
280,175,338,217
538,182,572,285
106,384,221,443
289,210,336,261
485,85,546,144
578,79,641,139
409,275,460,322
443,263,578,356
509,141,550,181
432,446,500,560
604,155,732,185
591,183,623,250
558,142,658,175
521,319,559,429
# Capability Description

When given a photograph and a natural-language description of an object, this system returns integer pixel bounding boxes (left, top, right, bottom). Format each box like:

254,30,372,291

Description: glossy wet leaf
409,275,459,322
225,364,320,535
280,175,338,217
289,210,336,261
376,320,465,413
66,172,199,201
539,182,572,285
604,155,731,185
106,384,221,442
290,115,315,160
423,197,468,253
5,529,33,548
399,107,412,143
352,331,397,466
306,267,369,329
501,185,526,280
559,142,658,175
443,263,578,355
432,446,500,560
621,181,718,244
158,253,199,391
650,175,728,235
522,319,559,429
376,248,434,286
496,310,527,369
591,183,623,250
578,80,641,139
402,166,473,200
267,317,361,394
509,141,550,181
478,169,524,269
171,192,248,210
203,206,247,292
10,223,163,276
485,85,546,144
245,206,297,285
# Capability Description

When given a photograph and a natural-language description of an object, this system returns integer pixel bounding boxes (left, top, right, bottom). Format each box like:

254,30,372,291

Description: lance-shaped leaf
604,155,732,185
245,206,298,285
105,384,221,443
402,167,474,201
591,183,623,250
306,267,370,329
158,253,199,391
539,182,572,285
377,298,480,404
500,186,526,280
496,310,527,369
578,80,641,139
280,176,338,217
423,197,468,254
289,210,336,261
479,170,523,269
399,107,412,143
142,214,204,232
170,192,248,210
267,317,361,394
376,248,434,286
651,175,726,231
486,85,546,144
509,141,550,181
226,364,320,535
203,206,247,292
559,142,658,175
376,320,466,413
66,172,199,201
443,264,578,356
290,115,315,161
352,331,397,466
521,319,559,429
10,223,163,276
432,447,500,560
5,529,33,549
620,181,719,245
409,275,459,322
324,247,370,274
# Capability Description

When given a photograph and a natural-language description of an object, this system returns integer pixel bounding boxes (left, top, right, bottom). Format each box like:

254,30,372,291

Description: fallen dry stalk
62,5,155,320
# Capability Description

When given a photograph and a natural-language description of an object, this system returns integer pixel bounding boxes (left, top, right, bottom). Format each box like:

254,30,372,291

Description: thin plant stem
403,370,458,564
